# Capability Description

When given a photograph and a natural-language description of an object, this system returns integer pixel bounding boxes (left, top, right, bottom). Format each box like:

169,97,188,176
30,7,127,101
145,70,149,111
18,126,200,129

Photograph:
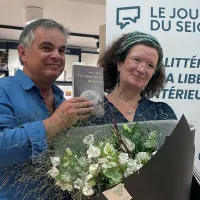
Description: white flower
82,184,94,196
56,181,73,191
121,136,135,152
85,174,93,182
103,142,115,155
85,176,96,187
74,178,84,189
47,167,59,178
124,159,143,177
77,156,88,167
87,157,93,164
118,153,129,165
87,145,101,158
134,164,142,171
102,162,117,169
137,152,151,164
61,173,70,182
127,159,138,168
89,164,99,175
50,156,60,167
65,184,73,192
83,134,94,145
124,167,134,178
97,157,108,164
55,180,62,186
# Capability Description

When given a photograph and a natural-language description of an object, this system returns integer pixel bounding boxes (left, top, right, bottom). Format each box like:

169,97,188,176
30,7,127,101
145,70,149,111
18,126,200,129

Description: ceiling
68,0,105,5
0,0,106,50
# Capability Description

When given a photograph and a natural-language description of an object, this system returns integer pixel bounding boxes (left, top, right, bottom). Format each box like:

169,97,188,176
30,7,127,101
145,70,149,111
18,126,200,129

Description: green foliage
103,167,123,186
47,123,158,199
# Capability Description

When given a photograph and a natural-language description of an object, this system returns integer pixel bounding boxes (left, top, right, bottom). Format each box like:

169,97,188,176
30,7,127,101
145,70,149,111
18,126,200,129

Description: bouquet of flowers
48,122,157,199
7,116,194,200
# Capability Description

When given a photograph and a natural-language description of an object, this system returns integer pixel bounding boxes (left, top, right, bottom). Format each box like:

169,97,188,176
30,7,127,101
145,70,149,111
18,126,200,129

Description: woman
79,32,200,199
86,31,177,125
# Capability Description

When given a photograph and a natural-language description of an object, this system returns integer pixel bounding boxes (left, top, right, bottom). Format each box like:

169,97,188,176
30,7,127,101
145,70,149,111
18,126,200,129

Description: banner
106,0,200,171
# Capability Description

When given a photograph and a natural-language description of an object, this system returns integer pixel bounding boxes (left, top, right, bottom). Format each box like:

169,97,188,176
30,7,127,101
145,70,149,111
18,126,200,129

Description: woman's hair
98,31,166,99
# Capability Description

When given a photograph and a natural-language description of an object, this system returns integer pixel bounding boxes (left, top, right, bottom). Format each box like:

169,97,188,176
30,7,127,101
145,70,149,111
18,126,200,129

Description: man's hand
43,97,94,140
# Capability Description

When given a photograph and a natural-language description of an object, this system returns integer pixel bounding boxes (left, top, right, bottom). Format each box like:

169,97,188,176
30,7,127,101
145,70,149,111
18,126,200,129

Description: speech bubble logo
116,6,141,29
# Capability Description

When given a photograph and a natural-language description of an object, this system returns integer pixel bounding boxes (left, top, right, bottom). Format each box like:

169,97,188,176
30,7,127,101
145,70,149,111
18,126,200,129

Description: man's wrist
43,117,63,141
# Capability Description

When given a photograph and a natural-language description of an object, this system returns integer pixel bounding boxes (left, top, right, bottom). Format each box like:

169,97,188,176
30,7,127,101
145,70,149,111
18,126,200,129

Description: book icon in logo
72,64,104,116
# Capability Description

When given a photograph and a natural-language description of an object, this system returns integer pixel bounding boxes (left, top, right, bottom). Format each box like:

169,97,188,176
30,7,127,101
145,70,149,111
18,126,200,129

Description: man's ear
18,45,27,64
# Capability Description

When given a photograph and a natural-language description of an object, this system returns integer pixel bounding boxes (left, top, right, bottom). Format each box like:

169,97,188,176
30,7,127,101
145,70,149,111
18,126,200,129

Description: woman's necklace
111,92,141,115
126,109,135,115
123,101,138,115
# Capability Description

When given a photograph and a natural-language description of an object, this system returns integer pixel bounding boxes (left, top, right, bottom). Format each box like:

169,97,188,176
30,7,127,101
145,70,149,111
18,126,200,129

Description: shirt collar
14,69,35,90
14,69,64,98
51,83,64,98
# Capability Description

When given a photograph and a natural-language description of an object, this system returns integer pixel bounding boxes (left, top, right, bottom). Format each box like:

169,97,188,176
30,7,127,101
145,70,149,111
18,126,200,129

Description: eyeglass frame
126,56,158,73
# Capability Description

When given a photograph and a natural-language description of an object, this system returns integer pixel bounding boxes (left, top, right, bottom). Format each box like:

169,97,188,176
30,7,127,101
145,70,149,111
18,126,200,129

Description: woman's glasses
126,56,157,72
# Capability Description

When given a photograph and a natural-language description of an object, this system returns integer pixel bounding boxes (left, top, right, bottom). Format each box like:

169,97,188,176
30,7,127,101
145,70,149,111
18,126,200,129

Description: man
0,19,94,199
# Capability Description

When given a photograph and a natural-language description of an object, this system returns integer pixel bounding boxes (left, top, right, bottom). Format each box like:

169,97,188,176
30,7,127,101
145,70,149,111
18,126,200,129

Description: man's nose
50,50,61,59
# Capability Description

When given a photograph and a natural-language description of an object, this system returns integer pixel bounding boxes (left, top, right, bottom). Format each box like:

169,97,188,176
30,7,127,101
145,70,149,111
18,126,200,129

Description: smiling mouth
131,75,144,80
47,64,61,68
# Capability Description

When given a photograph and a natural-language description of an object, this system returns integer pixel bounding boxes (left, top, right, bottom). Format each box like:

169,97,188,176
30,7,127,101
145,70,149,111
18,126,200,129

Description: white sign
106,0,200,171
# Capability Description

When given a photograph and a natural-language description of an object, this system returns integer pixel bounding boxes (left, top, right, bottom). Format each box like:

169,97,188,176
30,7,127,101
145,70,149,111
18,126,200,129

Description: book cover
72,64,104,116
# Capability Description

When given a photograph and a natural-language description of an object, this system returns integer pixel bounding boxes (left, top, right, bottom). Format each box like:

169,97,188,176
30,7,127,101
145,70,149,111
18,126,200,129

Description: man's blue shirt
0,69,67,199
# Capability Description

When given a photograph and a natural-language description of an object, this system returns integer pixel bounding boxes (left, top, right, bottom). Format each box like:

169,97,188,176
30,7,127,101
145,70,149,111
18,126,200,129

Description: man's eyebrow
39,41,67,49
39,41,54,46
59,45,67,49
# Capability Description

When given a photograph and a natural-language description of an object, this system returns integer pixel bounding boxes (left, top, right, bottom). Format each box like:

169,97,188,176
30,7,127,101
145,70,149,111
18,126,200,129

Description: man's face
18,27,67,83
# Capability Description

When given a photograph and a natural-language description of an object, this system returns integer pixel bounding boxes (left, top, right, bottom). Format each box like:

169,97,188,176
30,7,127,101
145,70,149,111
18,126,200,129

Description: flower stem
110,123,132,158
72,189,82,200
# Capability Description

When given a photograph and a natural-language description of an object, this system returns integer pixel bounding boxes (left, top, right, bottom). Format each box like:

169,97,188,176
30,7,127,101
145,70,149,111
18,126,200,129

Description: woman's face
117,44,158,91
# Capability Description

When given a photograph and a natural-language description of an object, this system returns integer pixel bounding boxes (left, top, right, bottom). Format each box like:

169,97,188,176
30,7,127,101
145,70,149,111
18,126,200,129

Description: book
72,64,104,116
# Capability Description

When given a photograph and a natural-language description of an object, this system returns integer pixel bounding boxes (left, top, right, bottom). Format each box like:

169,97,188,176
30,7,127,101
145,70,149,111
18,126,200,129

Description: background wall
106,0,200,172
0,0,106,49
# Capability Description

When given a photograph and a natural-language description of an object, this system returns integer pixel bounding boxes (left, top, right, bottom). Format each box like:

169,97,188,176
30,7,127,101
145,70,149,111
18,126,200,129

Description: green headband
115,31,163,69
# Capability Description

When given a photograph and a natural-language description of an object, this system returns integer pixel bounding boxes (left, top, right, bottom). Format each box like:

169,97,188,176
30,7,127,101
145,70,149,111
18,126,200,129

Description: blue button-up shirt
0,70,67,199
